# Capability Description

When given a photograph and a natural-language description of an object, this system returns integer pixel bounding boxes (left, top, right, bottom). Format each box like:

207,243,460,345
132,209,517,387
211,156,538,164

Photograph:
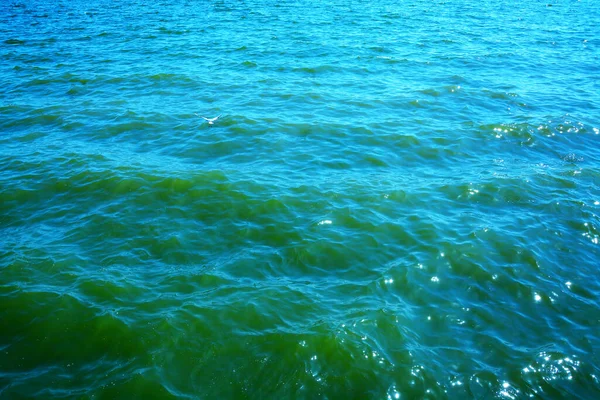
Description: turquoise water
1,0,600,398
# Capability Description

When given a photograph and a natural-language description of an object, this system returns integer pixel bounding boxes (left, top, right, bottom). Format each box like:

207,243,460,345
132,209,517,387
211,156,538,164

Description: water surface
1,0,600,398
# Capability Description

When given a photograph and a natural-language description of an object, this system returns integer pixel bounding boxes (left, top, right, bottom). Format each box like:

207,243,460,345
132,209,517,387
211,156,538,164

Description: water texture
1,0,600,398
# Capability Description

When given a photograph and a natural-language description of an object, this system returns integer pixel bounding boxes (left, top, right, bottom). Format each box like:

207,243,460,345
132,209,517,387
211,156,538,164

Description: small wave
292,65,338,74
147,73,194,84
560,153,584,163
418,88,441,97
1,110,65,129
478,122,537,144
483,89,520,100
158,27,189,35
520,352,594,398
375,56,406,64
105,121,155,136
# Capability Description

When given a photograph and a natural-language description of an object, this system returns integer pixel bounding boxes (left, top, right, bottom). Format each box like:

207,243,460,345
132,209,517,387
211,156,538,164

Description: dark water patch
369,45,388,53
104,120,157,136
147,73,193,83
22,77,54,87
91,375,176,400
0,290,145,366
12,131,46,143
292,65,339,74
419,88,441,97
483,89,520,100
66,86,83,95
375,56,408,65
0,109,65,129
4,39,25,45
158,27,188,35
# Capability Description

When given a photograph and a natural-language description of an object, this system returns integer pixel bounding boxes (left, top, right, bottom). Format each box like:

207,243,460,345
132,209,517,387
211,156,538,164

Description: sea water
1,0,599,398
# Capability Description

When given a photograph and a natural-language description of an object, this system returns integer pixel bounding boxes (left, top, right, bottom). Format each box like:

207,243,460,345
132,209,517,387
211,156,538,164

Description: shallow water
1,0,600,398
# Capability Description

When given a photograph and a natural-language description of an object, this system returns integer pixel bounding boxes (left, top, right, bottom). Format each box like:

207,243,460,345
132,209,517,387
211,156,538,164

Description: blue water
1,0,600,398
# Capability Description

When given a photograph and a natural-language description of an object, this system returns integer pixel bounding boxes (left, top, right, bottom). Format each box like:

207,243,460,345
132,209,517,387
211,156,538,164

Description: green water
1,0,600,398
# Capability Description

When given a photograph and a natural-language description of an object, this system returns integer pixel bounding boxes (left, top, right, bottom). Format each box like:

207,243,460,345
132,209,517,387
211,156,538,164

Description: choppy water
1,0,600,398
